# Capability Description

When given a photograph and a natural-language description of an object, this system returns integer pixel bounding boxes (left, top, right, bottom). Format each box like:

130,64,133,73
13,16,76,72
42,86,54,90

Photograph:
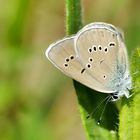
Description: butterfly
45,22,132,101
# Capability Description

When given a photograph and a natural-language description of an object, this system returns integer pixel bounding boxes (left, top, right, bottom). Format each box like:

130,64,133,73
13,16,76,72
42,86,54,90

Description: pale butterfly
46,22,132,101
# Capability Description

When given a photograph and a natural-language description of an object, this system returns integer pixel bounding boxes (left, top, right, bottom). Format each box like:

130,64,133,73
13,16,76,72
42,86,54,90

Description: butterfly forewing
46,36,114,93
75,24,127,91
83,22,124,39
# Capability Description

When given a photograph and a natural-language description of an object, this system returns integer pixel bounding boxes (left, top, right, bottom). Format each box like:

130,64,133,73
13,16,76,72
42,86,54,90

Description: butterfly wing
117,38,131,86
46,36,114,93
117,39,129,73
83,22,124,38
75,23,128,91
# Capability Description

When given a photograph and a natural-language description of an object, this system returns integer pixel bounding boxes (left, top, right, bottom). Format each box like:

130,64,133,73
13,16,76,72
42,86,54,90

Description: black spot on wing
81,68,86,74
109,42,115,47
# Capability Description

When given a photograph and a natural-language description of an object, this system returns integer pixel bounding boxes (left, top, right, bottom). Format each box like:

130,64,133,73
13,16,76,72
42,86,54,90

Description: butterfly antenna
98,96,112,125
86,95,110,119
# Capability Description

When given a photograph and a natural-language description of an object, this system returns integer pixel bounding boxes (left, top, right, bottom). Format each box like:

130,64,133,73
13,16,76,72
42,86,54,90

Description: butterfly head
111,73,132,101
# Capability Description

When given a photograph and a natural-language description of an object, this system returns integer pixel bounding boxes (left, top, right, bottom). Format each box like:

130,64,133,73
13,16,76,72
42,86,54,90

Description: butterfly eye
112,95,118,100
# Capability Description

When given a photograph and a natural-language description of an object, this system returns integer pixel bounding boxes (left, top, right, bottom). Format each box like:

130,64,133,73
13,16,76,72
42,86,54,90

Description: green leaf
74,82,118,140
119,48,140,140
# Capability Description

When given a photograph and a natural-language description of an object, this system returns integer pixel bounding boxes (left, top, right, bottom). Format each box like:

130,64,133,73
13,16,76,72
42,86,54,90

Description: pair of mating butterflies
46,22,132,101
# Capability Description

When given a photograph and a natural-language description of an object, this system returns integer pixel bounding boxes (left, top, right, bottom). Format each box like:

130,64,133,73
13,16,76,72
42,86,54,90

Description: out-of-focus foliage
0,0,140,140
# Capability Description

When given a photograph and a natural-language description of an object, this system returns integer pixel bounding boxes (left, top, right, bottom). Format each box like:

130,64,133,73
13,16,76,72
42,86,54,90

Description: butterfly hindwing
46,36,114,93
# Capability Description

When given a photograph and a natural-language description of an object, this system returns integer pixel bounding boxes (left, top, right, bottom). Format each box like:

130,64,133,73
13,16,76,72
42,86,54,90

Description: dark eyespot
104,47,108,52
81,68,85,74
70,55,74,60
103,75,106,79
87,64,91,68
88,48,92,53
64,64,68,67
98,45,102,51
65,58,69,62
109,42,115,47
89,57,93,62
93,46,97,51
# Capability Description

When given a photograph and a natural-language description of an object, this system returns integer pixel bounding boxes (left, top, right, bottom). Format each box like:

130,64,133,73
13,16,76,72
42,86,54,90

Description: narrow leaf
119,48,140,140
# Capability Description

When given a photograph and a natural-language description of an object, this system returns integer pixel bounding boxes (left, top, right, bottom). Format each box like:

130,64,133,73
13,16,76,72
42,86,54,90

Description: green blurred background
0,0,140,140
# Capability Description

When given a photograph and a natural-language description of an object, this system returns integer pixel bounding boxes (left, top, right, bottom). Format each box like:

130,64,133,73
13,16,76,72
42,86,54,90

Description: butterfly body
46,22,132,101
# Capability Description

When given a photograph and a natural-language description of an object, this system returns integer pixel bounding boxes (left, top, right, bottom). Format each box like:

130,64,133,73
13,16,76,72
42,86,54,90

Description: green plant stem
65,0,82,35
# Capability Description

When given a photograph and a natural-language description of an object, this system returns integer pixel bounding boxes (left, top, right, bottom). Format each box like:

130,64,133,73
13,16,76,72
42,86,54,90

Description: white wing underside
46,36,114,93
75,23,129,91
46,23,129,94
